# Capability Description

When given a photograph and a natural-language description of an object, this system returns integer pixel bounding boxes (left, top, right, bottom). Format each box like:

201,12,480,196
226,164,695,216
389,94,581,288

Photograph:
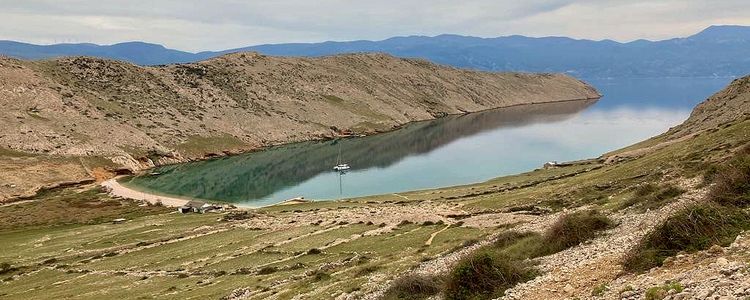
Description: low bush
354,265,379,277
445,250,536,300
382,274,443,300
398,220,413,226
623,203,750,272
536,210,614,256
0,262,18,275
621,183,685,210
592,283,608,296
257,266,277,275
707,145,750,207
644,282,683,300
310,270,330,281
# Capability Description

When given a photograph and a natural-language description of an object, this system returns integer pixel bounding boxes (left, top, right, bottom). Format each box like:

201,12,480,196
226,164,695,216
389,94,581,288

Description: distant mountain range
1,25,749,78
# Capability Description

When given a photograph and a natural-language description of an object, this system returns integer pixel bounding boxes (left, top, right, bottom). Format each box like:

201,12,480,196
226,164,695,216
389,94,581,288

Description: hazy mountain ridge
2,25,749,78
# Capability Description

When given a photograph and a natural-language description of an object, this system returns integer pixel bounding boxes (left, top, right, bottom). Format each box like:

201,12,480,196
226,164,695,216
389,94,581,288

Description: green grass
619,183,685,211
0,187,169,230
592,283,608,296
645,282,683,300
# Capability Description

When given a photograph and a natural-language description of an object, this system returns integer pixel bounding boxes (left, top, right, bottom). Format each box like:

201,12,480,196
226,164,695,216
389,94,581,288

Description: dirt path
101,177,190,207
425,225,451,246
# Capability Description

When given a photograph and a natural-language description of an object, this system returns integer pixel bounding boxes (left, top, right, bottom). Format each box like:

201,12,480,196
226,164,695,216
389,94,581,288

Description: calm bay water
122,77,733,206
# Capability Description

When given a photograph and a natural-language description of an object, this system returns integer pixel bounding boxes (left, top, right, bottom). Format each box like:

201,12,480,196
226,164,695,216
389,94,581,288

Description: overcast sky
0,0,748,52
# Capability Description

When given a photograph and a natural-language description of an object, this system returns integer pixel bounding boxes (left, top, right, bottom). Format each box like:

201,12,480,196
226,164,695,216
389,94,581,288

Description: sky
0,0,748,52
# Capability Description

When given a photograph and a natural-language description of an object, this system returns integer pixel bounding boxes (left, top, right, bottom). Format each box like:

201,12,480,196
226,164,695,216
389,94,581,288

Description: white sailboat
333,142,351,171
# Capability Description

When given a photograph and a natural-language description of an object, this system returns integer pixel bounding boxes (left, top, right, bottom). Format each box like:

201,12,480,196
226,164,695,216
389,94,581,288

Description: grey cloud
0,0,747,51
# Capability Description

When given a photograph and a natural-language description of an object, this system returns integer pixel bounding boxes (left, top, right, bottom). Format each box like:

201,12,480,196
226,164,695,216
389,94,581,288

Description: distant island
1,25,748,78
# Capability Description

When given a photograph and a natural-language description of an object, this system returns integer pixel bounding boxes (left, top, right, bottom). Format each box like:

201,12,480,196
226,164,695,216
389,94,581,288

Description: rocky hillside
667,75,750,138
0,53,598,165
0,53,598,200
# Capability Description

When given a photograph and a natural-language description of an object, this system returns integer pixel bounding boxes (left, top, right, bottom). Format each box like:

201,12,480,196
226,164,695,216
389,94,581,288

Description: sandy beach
101,177,191,207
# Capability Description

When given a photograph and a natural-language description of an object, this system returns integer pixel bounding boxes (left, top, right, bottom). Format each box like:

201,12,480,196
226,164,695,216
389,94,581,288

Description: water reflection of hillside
124,99,597,202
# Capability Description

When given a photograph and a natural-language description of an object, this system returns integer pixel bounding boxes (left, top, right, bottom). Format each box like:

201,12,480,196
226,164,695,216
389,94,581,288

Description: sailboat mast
337,142,342,165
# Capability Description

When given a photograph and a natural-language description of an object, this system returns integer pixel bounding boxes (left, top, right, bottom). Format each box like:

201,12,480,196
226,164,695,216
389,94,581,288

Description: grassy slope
1,68,749,300
0,116,746,299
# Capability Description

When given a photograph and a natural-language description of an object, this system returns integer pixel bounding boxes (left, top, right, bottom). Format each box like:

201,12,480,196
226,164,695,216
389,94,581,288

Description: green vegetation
0,187,168,230
441,210,613,299
620,183,685,210
445,251,536,300
624,144,750,272
537,210,614,256
592,283,608,296
707,145,750,206
644,282,683,300
383,274,444,300
624,203,750,272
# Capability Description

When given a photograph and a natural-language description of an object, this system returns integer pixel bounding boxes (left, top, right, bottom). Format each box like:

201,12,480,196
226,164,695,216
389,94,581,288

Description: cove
121,77,733,206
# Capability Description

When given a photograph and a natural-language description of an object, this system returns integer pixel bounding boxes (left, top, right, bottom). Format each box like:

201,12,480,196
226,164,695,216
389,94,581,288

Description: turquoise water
122,77,733,206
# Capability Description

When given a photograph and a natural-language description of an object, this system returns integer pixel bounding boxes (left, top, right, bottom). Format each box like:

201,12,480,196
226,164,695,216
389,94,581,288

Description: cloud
0,0,747,51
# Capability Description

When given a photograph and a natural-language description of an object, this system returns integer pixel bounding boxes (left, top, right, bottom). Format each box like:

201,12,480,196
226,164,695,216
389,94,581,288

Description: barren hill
0,52,598,200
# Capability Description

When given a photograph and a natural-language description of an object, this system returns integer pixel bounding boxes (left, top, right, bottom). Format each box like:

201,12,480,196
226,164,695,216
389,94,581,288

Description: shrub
536,210,614,256
591,283,608,296
0,262,18,275
310,270,330,281
354,265,379,277
257,266,277,275
221,211,254,221
621,183,685,210
307,248,322,255
644,282,683,300
445,250,536,300
398,220,413,226
382,274,443,300
493,231,534,249
623,203,750,272
707,145,750,207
